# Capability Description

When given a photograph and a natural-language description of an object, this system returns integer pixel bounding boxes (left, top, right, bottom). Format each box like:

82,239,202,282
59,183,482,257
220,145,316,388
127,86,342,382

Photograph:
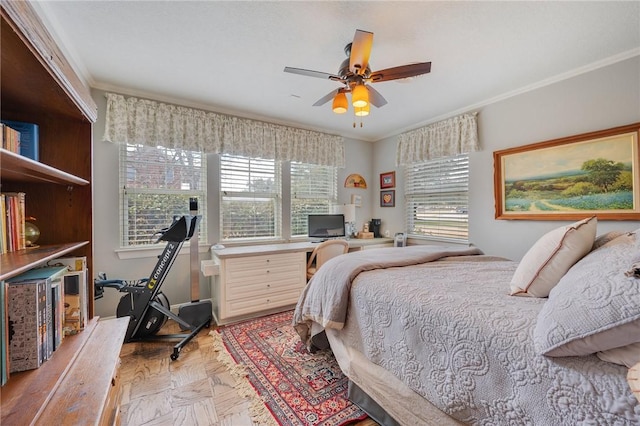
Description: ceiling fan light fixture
355,104,370,117
332,91,348,114
352,84,369,108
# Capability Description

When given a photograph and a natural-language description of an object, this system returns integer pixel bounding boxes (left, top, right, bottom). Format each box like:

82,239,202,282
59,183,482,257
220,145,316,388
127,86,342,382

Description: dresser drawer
224,252,305,301
225,252,303,275
225,288,302,318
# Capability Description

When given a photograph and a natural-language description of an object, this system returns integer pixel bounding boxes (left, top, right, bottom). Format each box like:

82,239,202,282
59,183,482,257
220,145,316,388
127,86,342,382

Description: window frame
119,143,207,248
219,154,282,243
404,153,470,243
290,161,338,239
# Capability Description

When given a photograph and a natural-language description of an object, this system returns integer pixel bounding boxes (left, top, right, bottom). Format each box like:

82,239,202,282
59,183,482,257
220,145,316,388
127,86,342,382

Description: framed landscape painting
494,123,640,220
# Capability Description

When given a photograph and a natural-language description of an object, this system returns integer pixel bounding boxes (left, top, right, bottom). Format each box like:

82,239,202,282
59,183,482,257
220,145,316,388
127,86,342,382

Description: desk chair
307,239,349,280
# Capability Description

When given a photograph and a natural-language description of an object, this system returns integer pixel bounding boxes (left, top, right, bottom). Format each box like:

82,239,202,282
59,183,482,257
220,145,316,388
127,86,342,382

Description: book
51,281,63,351
63,274,82,335
1,120,39,161
8,266,66,372
0,192,26,252
0,194,6,254
6,280,47,372
1,281,8,385
50,257,88,333
0,123,20,154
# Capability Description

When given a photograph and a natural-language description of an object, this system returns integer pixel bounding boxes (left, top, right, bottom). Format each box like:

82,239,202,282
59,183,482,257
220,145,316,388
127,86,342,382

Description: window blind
220,154,281,241
119,143,207,246
290,162,337,237
404,154,469,242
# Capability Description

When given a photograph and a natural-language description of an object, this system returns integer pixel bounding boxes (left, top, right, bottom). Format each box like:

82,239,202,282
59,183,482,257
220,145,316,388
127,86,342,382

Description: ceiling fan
283,29,431,120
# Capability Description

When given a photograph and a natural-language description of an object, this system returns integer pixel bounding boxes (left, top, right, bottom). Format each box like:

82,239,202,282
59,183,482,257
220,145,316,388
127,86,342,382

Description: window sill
115,242,211,260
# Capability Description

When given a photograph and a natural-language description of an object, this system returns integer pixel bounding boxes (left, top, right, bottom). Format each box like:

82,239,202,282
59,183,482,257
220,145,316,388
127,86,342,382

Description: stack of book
49,257,88,335
5,267,67,373
0,257,89,379
1,281,8,385
0,192,26,254
0,124,20,154
0,120,39,161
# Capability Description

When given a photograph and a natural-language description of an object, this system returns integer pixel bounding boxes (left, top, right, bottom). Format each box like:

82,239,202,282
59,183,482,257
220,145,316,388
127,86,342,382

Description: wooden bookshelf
0,148,90,185
1,316,129,425
0,242,89,281
0,2,125,424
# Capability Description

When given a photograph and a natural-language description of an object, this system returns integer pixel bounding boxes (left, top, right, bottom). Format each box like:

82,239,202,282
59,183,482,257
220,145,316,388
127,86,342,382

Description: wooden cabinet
208,240,395,324
1,1,96,284
213,250,306,324
1,2,126,424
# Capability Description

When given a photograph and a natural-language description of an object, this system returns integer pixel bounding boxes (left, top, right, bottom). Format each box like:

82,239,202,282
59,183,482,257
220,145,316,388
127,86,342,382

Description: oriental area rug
212,310,368,426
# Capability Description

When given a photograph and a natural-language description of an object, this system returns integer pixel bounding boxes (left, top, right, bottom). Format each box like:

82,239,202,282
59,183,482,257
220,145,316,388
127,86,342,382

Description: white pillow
534,230,640,356
510,216,597,297
592,230,625,250
597,342,640,368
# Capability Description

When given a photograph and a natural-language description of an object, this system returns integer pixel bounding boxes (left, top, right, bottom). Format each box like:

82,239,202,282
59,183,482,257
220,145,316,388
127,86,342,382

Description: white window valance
396,112,479,166
103,93,345,167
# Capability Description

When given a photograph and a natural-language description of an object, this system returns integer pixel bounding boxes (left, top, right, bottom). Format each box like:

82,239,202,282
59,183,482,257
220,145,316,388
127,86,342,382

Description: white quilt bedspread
296,251,640,425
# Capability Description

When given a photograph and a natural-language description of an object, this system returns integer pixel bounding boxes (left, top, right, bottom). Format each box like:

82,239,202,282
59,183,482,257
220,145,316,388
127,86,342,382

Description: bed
293,218,640,425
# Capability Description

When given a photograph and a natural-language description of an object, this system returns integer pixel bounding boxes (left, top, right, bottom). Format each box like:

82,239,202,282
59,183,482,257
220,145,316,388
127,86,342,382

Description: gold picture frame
494,122,640,220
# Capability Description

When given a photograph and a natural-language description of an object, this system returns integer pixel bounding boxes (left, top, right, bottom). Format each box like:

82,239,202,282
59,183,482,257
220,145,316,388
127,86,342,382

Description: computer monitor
307,214,346,240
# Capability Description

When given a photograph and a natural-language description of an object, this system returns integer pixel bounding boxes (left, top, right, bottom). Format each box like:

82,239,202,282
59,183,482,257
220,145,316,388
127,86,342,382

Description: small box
356,232,374,239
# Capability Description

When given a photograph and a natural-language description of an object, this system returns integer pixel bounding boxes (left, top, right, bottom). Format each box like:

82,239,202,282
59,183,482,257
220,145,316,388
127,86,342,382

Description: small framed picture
380,190,395,207
351,194,362,208
380,171,396,189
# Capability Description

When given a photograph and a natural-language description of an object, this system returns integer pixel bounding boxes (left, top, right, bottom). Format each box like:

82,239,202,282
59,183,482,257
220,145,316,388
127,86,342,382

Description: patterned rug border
211,329,279,426
211,312,368,426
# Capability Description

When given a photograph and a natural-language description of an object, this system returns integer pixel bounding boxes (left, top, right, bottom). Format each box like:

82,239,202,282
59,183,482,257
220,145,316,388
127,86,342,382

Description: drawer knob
267,284,271,288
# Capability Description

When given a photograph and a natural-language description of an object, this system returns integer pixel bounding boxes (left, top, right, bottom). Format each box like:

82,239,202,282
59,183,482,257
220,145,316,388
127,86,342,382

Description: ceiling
34,1,640,142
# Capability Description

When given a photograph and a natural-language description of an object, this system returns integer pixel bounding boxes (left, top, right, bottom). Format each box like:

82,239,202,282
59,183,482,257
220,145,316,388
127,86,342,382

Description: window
404,154,469,242
120,144,206,246
291,162,338,237
220,154,281,241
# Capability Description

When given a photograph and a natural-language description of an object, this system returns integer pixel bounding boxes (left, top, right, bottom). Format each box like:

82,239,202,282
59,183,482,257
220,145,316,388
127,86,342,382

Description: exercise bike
95,212,212,360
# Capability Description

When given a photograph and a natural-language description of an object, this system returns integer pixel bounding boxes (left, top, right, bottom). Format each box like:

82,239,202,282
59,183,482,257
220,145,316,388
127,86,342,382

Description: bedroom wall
91,56,639,317
90,88,373,318
372,55,640,260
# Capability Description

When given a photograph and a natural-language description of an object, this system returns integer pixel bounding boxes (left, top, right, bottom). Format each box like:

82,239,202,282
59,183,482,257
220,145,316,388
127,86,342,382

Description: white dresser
208,243,309,324
205,239,394,324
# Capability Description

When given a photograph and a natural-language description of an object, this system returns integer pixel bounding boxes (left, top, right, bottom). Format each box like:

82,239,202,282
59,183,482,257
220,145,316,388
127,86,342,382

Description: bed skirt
326,328,464,426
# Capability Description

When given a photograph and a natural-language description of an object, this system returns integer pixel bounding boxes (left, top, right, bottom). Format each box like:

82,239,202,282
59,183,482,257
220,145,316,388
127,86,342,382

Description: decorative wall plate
344,173,367,188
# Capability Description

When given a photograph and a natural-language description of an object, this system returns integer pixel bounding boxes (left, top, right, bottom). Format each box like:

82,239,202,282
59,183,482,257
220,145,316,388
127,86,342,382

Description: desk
210,238,394,260
204,238,393,324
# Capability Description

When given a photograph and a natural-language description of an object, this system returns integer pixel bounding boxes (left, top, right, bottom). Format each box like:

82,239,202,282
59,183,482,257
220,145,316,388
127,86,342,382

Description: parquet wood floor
118,319,379,426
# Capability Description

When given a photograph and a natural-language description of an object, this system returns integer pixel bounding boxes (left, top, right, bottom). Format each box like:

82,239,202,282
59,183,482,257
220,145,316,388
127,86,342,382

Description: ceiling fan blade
369,62,432,83
313,89,340,106
349,30,373,75
366,85,388,108
284,66,341,81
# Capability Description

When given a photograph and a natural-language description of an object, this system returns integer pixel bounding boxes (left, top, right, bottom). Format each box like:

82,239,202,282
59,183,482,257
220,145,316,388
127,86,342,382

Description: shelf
0,148,89,186
1,317,129,425
0,241,89,281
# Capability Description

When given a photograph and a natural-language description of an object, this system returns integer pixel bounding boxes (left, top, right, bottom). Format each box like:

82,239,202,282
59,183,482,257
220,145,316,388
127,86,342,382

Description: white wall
92,90,205,319
372,56,640,260
92,56,639,317
338,138,374,232
91,88,373,318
